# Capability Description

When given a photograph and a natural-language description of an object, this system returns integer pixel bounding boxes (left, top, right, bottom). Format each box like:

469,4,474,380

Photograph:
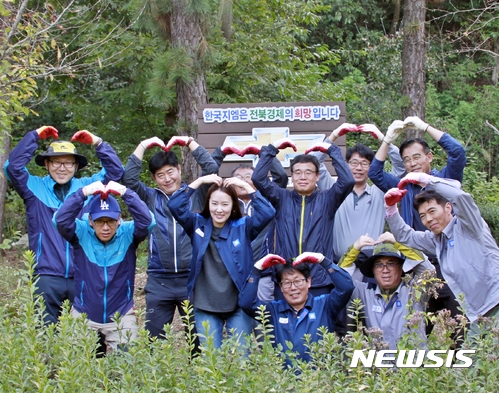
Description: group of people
6,115,499,364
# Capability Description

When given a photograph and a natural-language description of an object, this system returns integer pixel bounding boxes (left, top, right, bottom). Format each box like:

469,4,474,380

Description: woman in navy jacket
168,174,275,348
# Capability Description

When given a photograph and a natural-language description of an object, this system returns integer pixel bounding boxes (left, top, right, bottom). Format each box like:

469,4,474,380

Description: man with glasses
368,116,467,337
5,127,123,325
54,181,155,351
251,138,354,300
239,251,353,364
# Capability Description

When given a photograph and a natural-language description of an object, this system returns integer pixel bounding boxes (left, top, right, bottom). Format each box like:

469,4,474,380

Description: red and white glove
140,137,166,150
403,116,428,132
331,123,359,139
240,144,261,156
358,124,384,140
384,188,407,217
36,126,59,140
273,138,297,152
292,252,325,266
254,254,286,270
105,181,127,197
82,181,105,197
305,142,330,155
383,120,406,144
221,144,243,156
397,172,432,189
71,130,102,146
165,136,193,151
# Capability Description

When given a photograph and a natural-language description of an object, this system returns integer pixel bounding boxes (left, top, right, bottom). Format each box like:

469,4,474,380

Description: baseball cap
89,195,121,221
359,243,406,278
35,141,88,168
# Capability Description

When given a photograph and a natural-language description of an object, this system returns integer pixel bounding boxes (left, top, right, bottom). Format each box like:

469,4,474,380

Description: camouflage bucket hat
35,141,88,169
359,243,406,278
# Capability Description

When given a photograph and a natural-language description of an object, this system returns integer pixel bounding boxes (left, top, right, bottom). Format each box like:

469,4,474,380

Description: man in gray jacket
385,173,499,337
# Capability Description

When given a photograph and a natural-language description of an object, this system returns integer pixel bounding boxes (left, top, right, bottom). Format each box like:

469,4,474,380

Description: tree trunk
0,135,10,242
390,0,402,35
401,0,427,139
170,0,208,183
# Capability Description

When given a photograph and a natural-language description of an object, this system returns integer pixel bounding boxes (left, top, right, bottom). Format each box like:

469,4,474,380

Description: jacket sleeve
167,186,198,236
211,146,225,171
94,141,124,183
193,145,219,176
121,154,151,203
270,158,288,189
434,133,466,182
251,144,286,206
122,188,156,243
4,130,40,199
53,189,86,245
368,157,399,193
238,267,266,318
388,143,406,178
245,191,276,241
322,258,355,312
386,212,436,256
326,144,355,213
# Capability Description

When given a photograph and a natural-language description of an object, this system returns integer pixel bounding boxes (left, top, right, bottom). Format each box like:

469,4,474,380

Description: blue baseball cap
89,195,121,220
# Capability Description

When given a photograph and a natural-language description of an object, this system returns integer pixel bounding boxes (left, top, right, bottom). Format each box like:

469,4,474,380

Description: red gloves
254,254,286,270
82,181,105,197
141,137,166,150
71,130,100,145
240,144,261,156
273,138,297,151
398,173,432,189
221,144,243,156
358,124,384,140
384,188,408,207
105,181,127,197
292,252,325,266
331,123,359,138
305,143,330,154
165,136,193,151
36,126,59,140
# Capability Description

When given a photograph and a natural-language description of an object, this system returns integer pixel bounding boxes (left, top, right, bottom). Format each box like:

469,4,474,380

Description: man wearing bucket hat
54,181,155,351
4,126,123,325
340,235,434,349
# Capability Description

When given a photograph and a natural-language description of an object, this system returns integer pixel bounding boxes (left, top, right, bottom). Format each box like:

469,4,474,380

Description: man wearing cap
54,181,155,350
5,126,123,325
340,236,434,349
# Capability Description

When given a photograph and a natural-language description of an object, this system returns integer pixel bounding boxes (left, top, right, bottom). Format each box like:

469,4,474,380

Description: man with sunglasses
5,127,123,325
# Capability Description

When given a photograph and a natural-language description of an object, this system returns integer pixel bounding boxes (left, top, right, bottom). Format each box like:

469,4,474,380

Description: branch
485,120,499,137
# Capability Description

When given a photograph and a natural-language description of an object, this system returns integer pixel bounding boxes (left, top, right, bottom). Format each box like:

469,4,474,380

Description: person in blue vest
54,181,155,351
4,126,123,325
239,252,353,364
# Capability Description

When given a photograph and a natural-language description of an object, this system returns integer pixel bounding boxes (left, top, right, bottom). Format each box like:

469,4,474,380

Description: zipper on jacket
103,246,108,323
299,195,305,254
65,241,70,278
80,281,85,305
173,216,178,273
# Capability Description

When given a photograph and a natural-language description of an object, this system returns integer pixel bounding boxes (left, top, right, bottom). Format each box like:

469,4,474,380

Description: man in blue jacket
54,181,155,351
239,252,354,365
122,135,218,340
5,126,123,325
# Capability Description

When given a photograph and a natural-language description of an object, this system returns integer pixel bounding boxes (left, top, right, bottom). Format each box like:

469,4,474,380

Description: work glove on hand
71,130,102,146
292,252,325,266
331,123,359,139
358,124,384,140
383,120,406,144
141,137,166,150
82,181,105,197
221,144,243,156
165,136,193,151
398,172,433,189
305,142,331,155
105,181,127,197
403,116,428,132
273,138,297,151
384,187,407,217
254,254,286,270
36,126,59,140
240,144,261,156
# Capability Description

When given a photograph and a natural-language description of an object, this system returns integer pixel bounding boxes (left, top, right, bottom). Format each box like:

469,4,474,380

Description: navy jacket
167,186,275,297
368,133,466,229
5,130,124,277
239,259,354,363
251,144,354,287
54,189,155,323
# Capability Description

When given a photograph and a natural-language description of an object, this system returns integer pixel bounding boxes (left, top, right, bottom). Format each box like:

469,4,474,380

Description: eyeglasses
49,160,76,169
235,175,252,181
291,170,317,177
280,278,307,290
402,154,423,165
373,262,400,271
348,160,370,168
92,219,118,228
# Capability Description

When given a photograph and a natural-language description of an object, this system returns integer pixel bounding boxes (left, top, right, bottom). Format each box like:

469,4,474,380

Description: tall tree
401,0,427,139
